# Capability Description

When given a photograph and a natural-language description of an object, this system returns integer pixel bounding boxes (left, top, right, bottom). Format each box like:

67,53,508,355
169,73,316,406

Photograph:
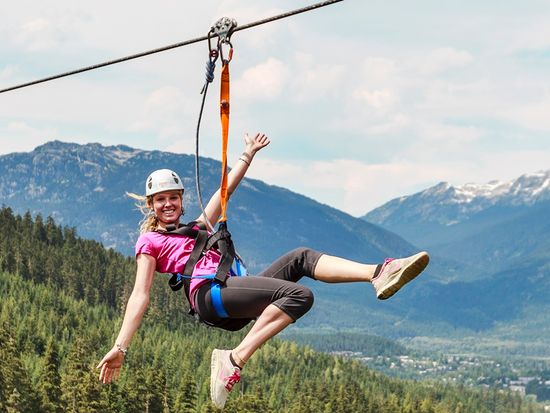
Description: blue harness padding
209,283,228,318
173,256,248,319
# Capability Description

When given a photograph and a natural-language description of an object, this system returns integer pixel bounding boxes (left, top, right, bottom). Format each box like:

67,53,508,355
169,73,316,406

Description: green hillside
0,207,544,412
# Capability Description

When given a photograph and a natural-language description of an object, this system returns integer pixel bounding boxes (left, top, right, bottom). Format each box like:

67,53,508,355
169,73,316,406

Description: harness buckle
168,273,184,291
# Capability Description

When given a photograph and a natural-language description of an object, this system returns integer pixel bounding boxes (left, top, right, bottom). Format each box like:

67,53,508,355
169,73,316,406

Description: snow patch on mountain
453,180,511,203
109,147,143,165
434,170,549,207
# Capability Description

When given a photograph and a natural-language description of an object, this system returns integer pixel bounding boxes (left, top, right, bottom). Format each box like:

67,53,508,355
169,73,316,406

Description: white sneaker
372,251,429,300
210,349,241,409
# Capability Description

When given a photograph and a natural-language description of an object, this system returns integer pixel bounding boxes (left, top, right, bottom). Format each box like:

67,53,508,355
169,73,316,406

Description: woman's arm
97,253,156,384
197,132,270,227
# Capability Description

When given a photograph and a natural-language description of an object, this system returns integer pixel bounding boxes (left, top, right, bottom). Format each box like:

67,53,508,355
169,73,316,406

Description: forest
0,206,544,412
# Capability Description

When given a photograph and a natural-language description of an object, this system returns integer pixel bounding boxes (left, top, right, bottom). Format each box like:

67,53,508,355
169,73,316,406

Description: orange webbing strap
219,62,230,223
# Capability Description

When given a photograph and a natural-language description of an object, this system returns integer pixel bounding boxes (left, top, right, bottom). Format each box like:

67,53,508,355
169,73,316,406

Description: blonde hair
127,191,183,234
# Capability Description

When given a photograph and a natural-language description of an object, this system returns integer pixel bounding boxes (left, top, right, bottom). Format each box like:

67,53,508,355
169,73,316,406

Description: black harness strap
183,230,208,275
162,221,238,317
165,222,206,287
211,222,236,285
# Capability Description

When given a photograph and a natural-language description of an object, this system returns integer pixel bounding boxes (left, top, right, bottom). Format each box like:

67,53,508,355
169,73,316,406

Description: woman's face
151,190,183,225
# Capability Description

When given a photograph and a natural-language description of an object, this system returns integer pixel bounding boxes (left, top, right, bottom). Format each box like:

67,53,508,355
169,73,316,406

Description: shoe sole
377,251,429,300
210,349,222,408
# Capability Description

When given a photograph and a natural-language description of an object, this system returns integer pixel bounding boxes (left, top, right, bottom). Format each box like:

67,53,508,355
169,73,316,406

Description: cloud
249,157,434,215
354,88,399,111
289,53,346,102
2,0,550,217
0,121,59,153
362,57,399,83
417,47,473,75
0,65,18,82
233,58,288,100
15,17,66,51
129,85,206,144
503,18,550,53
505,97,550,132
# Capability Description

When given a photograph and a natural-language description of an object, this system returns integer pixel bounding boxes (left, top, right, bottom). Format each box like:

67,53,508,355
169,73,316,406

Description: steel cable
0,0,343,94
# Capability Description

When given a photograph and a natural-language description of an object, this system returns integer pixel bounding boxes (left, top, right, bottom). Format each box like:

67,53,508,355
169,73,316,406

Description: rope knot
205,60,216,84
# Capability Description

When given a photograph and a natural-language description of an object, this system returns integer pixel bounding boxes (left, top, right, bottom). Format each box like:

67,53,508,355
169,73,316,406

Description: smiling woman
96,132,430,410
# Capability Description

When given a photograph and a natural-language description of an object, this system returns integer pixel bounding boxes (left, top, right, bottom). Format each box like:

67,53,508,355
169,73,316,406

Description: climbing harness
164,221,247,320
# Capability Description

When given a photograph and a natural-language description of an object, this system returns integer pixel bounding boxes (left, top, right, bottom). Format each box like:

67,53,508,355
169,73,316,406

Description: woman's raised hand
244,133,270,155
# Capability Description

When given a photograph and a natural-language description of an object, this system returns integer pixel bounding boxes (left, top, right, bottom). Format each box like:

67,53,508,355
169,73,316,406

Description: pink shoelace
224,369,241,391
373,258,395,281
383,258,395,266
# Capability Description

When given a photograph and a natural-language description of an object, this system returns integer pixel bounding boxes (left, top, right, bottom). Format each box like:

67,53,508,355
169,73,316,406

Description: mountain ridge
0,140,418,268
362,170,550,273
365,170,549,229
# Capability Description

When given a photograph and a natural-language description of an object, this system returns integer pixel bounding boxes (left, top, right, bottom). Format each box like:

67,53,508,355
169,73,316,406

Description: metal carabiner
218,40,233,64
207,29,220,64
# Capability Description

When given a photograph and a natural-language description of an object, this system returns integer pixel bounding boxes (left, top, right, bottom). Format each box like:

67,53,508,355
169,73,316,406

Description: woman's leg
257,247,430,298
254,247,377,283
205,274,312,409
313,254,378,282
232,304,293,365
227,249,429,362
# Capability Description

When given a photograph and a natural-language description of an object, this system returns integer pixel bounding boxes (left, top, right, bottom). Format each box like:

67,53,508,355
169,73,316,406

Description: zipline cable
0,0,343,94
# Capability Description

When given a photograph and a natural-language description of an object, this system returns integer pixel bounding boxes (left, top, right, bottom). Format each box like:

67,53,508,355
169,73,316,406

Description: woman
97,132,429,409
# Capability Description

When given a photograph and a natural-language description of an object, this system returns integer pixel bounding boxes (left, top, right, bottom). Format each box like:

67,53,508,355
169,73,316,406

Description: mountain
362,171,550,277
0,141,415,270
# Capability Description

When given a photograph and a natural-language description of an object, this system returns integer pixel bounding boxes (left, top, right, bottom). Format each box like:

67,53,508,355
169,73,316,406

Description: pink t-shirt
134,229,222,303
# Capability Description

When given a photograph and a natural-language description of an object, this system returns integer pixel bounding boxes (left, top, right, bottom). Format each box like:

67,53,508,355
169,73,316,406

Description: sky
1,0,549,216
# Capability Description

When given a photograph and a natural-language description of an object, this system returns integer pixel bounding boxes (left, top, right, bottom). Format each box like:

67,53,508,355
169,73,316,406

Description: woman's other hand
97,347,125,384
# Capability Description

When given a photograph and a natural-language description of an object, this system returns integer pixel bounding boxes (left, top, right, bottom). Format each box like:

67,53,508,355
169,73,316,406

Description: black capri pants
194,248,322,331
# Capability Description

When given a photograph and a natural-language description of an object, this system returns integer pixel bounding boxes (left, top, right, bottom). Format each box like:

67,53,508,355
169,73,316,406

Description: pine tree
61,337,102,413
0,320,38,412
145,368,170,413
122,367,149,412
38,338,64,413
173,372,198,413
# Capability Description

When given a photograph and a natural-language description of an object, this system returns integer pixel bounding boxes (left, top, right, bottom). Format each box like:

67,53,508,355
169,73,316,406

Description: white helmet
145,169,184,196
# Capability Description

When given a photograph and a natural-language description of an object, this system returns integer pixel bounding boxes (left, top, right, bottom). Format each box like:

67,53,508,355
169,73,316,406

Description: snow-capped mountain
437,170,549,208
363,170,550,230
366,171,549,229
363,171,550,276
